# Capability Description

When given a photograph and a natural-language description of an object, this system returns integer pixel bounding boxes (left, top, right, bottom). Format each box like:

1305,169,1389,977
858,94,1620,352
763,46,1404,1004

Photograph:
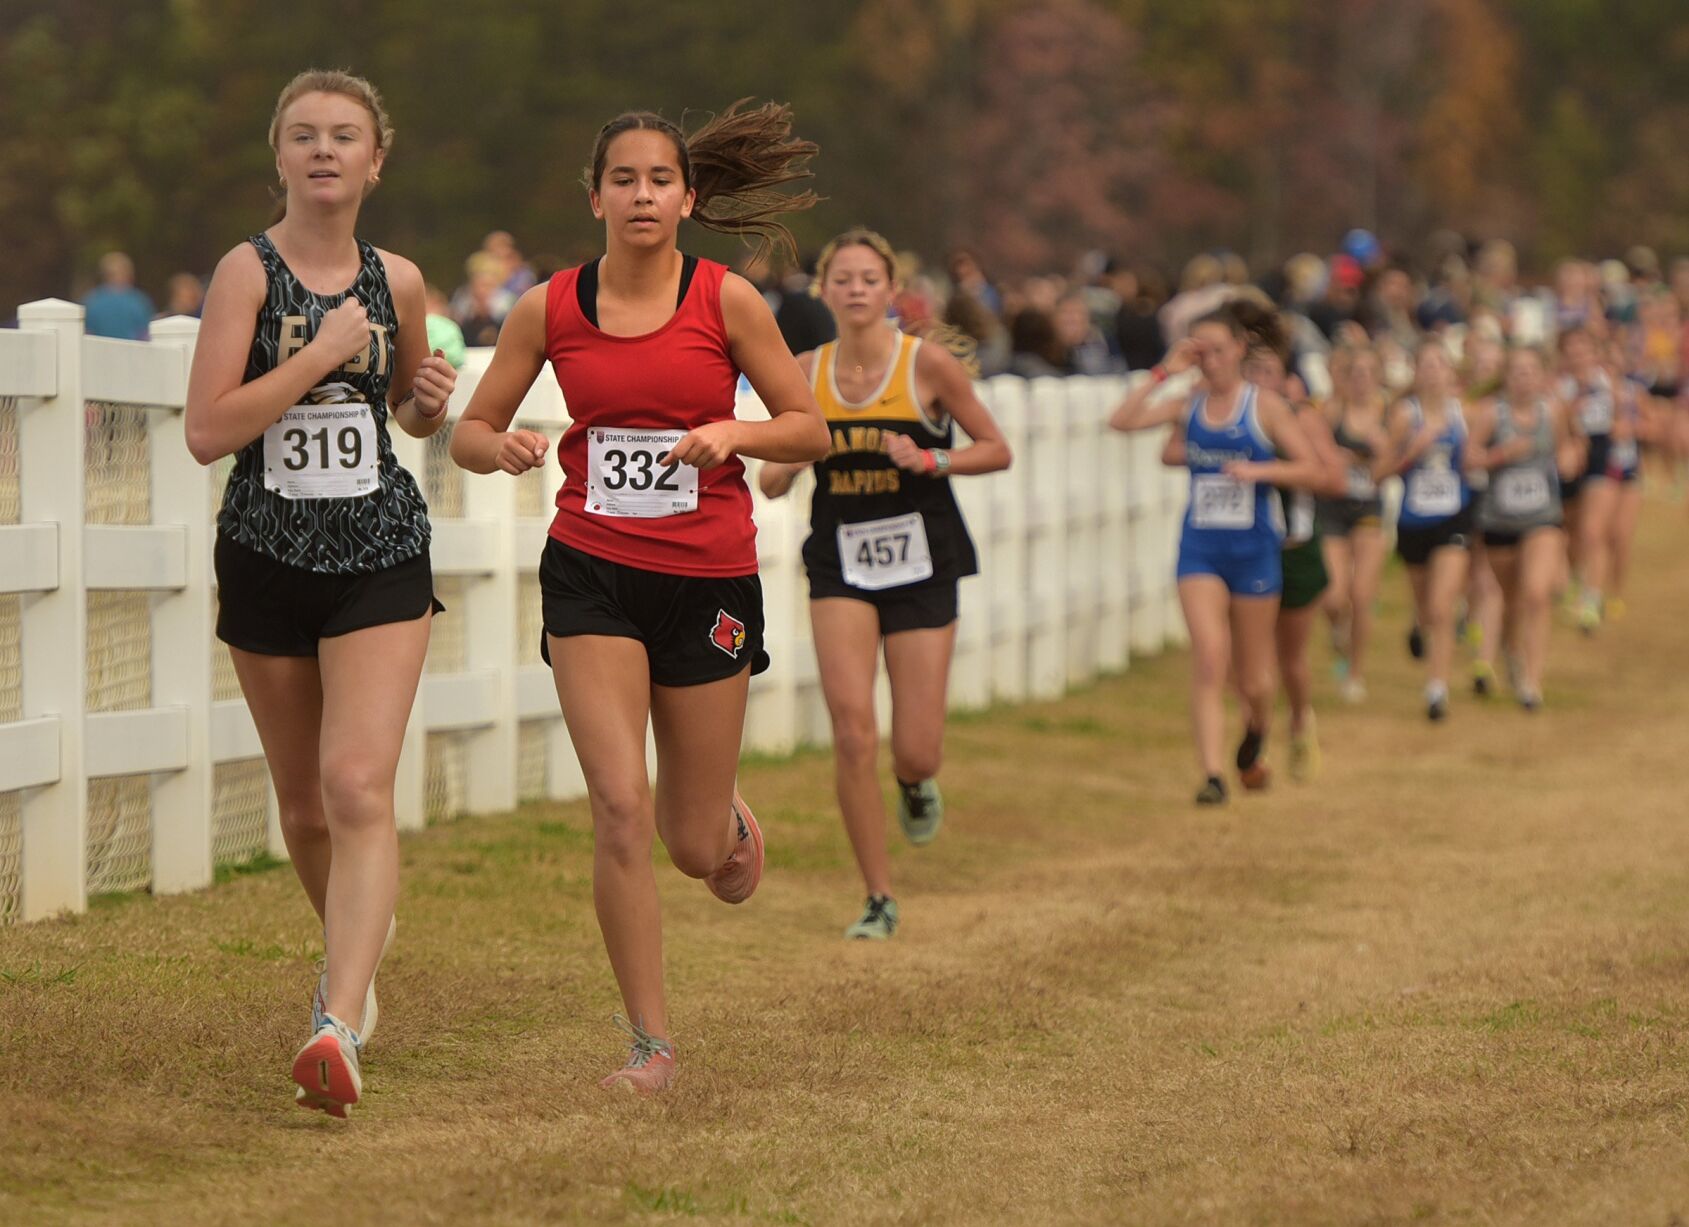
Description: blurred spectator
1472,239,1519,316
451,252,516,326
1362,264,1420,350
947,247,1002,317
1054,292,1116,375
425,284,467,368
1160,253,1231,342
456,262,507,347
1417,254,1470,332
1308,255,1364,340
483,230,537,297
944,291,1010,377
774,255,836,355
1113,264,1168,371
83,252,154,340
892,250,939,334
1007,307,1069,378
1341,228,1385,272
158,272,204,319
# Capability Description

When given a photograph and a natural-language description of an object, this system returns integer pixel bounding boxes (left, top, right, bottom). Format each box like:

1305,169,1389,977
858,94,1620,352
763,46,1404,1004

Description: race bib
262,404,378,500
1495,469,1550,516
1579,394,1613,435
1345,463,1377,500
1287,493,1315,543
1406,469,1461,517
585,427,698,518
838,512,934,591
1190,473,1254,530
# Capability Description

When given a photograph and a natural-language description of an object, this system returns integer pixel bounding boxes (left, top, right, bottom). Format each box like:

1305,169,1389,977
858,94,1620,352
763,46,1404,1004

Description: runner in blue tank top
1110,305,1324,804
1380,341,1473,721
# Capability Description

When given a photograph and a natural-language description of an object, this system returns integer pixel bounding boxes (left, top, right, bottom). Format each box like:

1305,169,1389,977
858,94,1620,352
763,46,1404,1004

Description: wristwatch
930,449,952,475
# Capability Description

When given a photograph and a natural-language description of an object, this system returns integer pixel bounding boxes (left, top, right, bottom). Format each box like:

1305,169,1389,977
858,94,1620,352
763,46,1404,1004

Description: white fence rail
0,300,1187,924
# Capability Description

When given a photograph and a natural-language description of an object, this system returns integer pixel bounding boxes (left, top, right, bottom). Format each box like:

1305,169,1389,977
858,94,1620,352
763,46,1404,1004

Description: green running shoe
845,895,900,940
896,778,944,846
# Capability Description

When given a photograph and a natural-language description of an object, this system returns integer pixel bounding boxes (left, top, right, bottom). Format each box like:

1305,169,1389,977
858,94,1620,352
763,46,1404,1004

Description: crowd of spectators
71,227,1689,410
747,229,1688,405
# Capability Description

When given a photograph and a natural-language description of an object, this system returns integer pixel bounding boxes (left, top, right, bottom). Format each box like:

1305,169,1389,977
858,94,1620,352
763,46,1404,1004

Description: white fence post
463,439,519,816
146,314,214,893
16,299,89,920
386,428,428,831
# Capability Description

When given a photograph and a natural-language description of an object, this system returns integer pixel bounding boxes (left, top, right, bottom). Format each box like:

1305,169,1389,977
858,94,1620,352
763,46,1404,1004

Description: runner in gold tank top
761,228,1011,941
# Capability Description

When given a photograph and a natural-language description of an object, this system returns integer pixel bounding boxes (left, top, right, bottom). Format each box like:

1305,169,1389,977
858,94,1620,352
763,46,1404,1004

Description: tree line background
3,0,1686,311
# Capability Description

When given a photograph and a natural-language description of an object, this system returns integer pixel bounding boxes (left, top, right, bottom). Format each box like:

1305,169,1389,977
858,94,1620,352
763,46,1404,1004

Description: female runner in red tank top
451,104,829,1093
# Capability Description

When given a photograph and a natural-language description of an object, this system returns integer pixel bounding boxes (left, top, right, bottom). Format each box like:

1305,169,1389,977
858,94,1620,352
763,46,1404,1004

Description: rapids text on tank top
801,330,978,591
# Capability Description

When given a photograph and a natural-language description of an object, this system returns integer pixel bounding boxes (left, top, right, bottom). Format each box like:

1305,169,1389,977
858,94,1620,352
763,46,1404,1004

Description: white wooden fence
0,300,1187,924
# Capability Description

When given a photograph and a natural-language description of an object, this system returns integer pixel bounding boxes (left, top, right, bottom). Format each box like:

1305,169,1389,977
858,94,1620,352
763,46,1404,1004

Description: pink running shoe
292,1014,361,1119
599,1015,676,1094
705,790,763,905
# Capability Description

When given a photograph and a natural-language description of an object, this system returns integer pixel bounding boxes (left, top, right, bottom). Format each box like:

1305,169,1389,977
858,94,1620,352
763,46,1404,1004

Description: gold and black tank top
800,329,978,586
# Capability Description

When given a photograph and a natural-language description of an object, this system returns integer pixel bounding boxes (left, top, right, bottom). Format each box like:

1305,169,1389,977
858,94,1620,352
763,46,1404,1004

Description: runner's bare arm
695,272,829,466
185,244,363,464
449,287,551,476
1222,390,1321,488
758,349,821,497
895,341,1012,476
1110,339,1197,432
380,250,454,440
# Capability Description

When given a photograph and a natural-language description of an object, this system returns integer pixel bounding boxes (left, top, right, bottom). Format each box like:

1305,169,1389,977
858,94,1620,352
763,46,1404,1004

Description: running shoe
1577,598,1601,637
1426,684,1449,723
1463,618,1484,652
844,895,900,940
896,778,944,846
1288,718,1321,783
1517,689,1543,713
705,790,764,905
292,1014,362,1119
1195,776,1228,806
311,915,396,1043
1407,624,1425,660
1472,660,1494,698
1339,677,1368,705
600,1015,676,1094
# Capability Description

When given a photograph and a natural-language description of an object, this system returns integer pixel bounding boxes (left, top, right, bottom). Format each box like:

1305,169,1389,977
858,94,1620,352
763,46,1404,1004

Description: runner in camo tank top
184,70,456,1119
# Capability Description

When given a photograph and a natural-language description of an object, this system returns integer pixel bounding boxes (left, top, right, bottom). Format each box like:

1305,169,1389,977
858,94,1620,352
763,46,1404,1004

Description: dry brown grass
5,497,1689,1226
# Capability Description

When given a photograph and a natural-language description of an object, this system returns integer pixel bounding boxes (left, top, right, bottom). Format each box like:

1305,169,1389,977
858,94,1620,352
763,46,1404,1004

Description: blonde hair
811,227,898,297
268,69,394,218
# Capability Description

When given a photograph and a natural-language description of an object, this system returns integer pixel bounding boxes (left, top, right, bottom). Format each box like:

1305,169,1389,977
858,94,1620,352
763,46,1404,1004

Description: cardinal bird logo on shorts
709,609,747,659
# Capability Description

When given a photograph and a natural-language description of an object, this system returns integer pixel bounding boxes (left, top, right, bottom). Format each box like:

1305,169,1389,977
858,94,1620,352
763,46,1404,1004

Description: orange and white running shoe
599,1015,676,1095
292,1014,362,1119
705,790,763,905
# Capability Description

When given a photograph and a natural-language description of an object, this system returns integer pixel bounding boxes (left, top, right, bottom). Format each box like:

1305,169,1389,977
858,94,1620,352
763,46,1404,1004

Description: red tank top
544,257,757,576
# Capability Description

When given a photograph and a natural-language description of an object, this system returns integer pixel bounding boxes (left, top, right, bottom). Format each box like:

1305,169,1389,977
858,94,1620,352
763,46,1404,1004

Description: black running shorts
1395,505,1475,567
806,570,960,635
214,535,442,657
538,538,769,687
